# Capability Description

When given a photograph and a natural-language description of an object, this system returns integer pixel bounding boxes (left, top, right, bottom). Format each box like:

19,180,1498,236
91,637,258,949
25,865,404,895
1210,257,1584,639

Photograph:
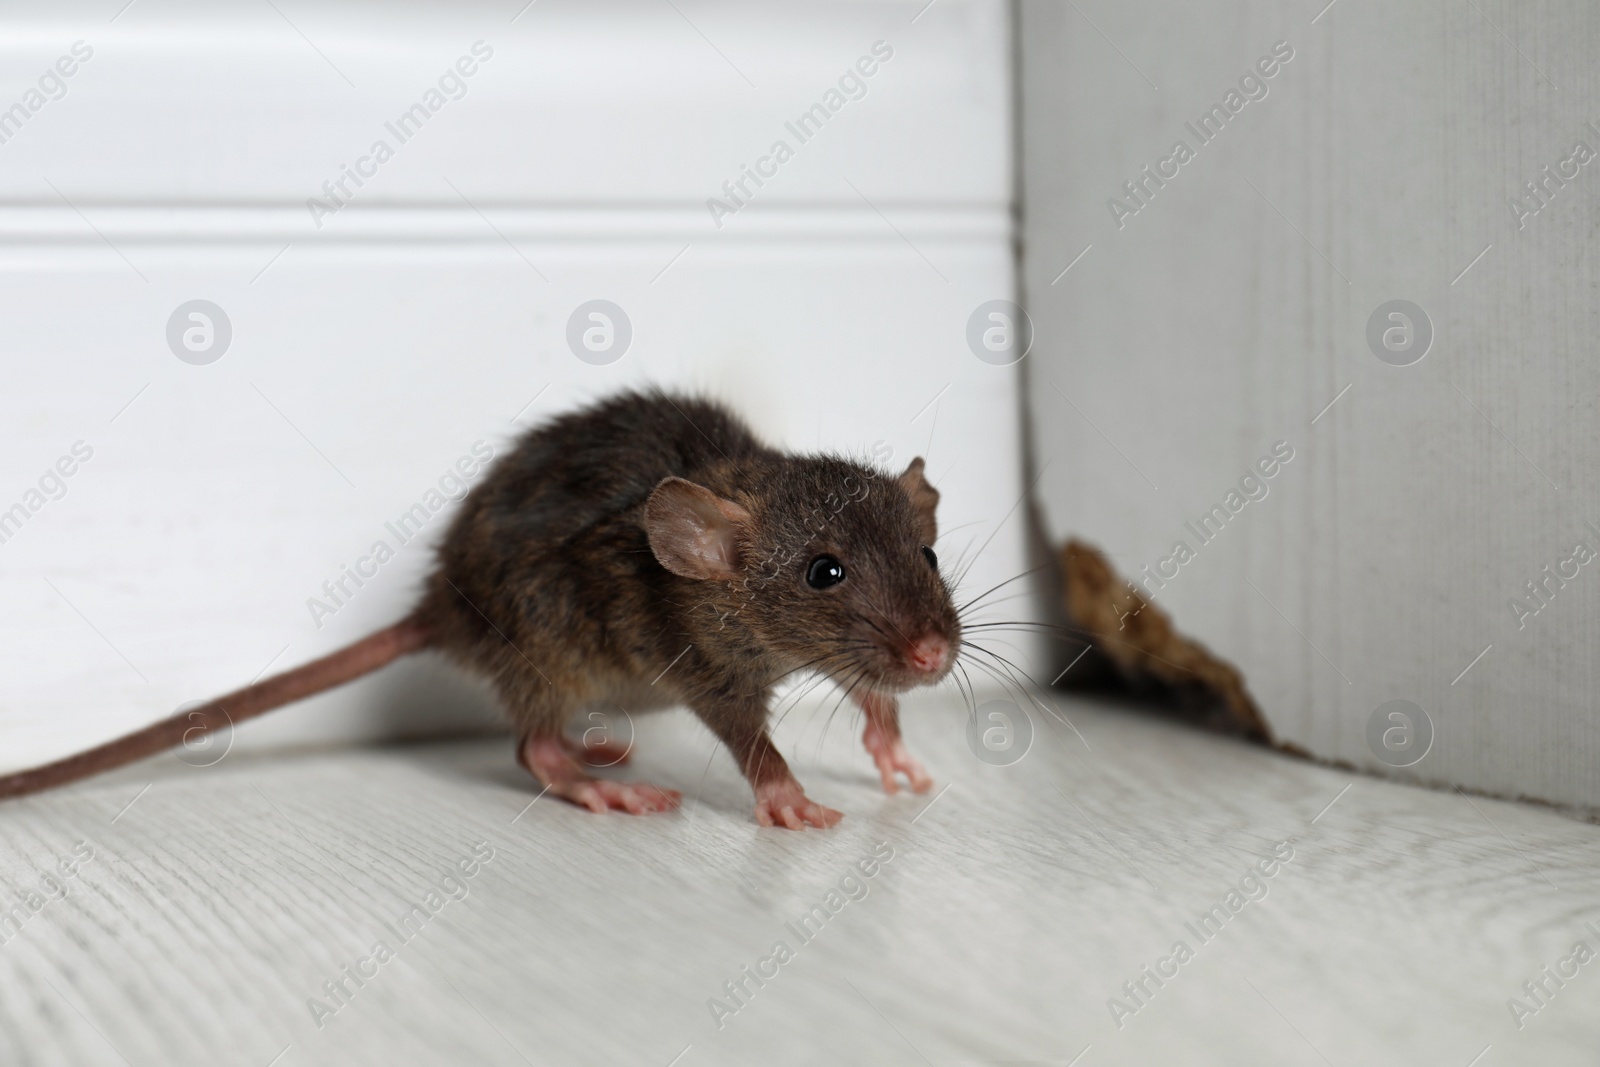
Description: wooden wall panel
1019,0,1599,809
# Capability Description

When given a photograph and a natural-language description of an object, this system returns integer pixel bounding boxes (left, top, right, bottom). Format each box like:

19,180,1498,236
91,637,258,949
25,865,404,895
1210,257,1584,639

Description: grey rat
0,390,962,829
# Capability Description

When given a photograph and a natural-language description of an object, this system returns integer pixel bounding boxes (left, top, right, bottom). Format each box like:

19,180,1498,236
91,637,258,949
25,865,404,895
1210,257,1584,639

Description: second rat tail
0,618,431,800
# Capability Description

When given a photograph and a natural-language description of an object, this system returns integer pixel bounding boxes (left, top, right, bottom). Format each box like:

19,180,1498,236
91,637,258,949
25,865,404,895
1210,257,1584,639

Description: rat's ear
644,477,752,581
898,457,939,544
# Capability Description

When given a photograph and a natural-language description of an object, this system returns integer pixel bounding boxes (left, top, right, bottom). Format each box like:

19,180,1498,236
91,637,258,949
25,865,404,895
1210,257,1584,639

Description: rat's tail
0,618,431,800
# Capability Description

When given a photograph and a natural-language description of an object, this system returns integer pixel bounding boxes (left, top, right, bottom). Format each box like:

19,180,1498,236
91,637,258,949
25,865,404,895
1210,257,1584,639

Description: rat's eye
921,546,938,570
805,555,846,589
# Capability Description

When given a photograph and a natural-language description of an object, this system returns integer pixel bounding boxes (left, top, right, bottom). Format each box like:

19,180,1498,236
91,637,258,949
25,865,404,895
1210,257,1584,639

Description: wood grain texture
0,686,1594,1066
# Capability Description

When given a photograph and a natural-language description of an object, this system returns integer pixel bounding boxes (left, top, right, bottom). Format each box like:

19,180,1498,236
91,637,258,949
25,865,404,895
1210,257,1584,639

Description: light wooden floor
0,686,1595,1066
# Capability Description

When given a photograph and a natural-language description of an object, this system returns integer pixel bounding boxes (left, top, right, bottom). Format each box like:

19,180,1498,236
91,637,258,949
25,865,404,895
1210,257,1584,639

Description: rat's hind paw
753,779,843,830
564,778,681,815
520,736,677,815
862,724,934,795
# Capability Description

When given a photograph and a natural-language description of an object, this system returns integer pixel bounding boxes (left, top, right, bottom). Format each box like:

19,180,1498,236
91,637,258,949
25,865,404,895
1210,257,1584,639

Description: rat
0,390,962,829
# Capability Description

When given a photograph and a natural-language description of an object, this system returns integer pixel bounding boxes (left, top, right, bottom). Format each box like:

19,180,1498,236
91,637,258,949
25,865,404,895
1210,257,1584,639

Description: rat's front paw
862,724,934,795
753,780,843,830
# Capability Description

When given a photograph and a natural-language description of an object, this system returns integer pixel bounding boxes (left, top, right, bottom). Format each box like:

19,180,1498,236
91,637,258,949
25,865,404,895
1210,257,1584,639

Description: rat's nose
905,633,949,674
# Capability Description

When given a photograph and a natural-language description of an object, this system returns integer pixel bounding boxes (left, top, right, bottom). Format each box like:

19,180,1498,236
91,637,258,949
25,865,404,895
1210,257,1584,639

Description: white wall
0,1,1024,771
1019,1,1599,809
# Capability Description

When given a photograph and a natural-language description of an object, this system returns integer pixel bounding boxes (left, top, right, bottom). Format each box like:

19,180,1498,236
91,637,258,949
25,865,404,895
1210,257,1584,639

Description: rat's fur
1,391,960,827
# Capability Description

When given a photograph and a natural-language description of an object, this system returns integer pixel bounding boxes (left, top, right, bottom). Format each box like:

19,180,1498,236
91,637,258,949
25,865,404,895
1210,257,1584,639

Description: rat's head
644,456,961,693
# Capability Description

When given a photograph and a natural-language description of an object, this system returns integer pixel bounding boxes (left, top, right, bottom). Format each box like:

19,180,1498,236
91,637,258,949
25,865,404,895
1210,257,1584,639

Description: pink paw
564,778,681,815
753,780,843,830
863,725,934,795
519,736,675,815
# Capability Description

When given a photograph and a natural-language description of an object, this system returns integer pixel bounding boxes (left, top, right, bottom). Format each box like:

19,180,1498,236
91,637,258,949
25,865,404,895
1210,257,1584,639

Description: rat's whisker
957,661,980,713
963,621,1201,680
859,617,895,643
769,650,867,732
962,639,1037,680
962,650,1064,728
856,593,918,650
962,642,1077,726
770,653,858,713
961,655,1035,713
814,663,870,761
950,660,979,718
951,526,1002,591
767,653,849,691
958,620,1101,640
953,588,1038,615
783,659,864,761
767,673,855,741
955,564,1050,614
934,519,986,543
936,530,981,594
